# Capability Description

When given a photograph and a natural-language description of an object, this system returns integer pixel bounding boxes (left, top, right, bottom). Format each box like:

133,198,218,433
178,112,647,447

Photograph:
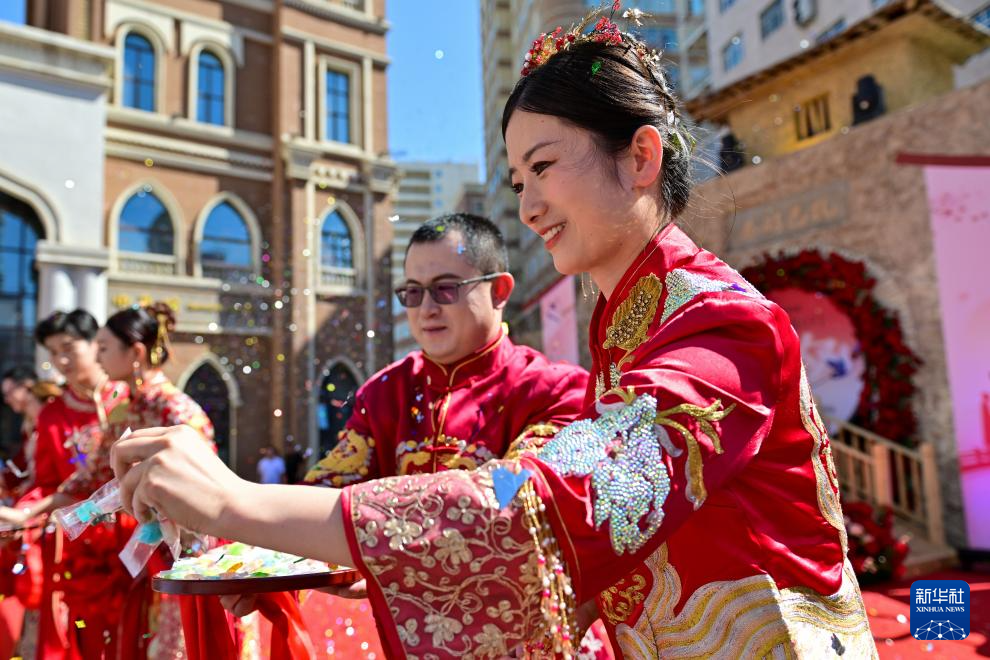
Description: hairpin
520,2,661,77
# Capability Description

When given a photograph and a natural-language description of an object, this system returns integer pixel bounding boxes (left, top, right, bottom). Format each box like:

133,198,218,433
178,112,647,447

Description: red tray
152,567,361,596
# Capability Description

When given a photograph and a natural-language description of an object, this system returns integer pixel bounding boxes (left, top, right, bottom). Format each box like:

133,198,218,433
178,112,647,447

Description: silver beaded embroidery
661,269,762,325
537,393,672,555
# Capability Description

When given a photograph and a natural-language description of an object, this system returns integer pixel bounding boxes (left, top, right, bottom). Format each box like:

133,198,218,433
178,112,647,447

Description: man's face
43,333,100,386
402,231,507,365
1,378,31,414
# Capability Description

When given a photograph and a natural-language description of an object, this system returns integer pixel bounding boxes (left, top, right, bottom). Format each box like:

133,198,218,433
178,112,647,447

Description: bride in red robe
109,5,877,658
88,302,215,659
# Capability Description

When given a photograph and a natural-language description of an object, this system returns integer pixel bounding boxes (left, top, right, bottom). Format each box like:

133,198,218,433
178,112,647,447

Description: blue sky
0,1,26,24
386,0,484,168
0,0,484,168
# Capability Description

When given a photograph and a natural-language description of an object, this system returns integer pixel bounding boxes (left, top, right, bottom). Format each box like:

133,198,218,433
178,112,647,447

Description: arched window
317,364,358,457
200,201,252,281
123,32,156,112
0,191,43,455
197,51,225,125
183,363,233,467
320,210,355,287
119,189,173,255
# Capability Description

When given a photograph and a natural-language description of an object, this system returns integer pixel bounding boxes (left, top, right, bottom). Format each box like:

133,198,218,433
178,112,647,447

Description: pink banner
540,276,580,365
923,165,990,549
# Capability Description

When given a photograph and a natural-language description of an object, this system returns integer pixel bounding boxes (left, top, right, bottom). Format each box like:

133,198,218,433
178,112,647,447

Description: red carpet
864,569,990,658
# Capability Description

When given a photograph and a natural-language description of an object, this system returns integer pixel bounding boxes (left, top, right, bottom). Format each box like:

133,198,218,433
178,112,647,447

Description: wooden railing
827,418,946,548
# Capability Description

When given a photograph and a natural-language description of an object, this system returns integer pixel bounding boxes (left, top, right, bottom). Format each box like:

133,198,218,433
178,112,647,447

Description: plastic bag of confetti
53,429,133,540
119,520,164,577
118,513,190,577
53,477,124,541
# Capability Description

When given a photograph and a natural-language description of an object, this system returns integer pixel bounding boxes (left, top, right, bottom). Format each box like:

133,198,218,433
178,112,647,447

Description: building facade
480,0,710,359
1,0,397,476
389,161,480,359
0,21,115,454
705,0,990,91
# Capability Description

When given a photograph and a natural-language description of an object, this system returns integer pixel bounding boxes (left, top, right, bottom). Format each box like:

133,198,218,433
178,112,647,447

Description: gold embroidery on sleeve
599,574,649,626
603,274,663,368
304,428,375,485
504,423,560,460
654,400,736,509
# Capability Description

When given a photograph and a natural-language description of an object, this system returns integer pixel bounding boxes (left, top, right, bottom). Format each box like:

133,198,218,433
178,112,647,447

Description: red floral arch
740,250,921,444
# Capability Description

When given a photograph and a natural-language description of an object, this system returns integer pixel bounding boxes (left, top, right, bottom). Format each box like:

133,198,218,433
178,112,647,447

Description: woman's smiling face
505,110,637,279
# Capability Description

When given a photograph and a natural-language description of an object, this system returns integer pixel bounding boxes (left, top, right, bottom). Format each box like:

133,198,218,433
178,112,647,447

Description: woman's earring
133,361,143,389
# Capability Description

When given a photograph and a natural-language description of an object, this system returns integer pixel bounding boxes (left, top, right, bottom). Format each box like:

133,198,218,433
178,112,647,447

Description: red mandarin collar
421,328,509,392
64,379,128,412
590,223,700,350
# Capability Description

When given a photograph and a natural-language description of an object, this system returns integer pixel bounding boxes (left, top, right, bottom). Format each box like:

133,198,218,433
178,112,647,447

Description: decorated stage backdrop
922,164,990,551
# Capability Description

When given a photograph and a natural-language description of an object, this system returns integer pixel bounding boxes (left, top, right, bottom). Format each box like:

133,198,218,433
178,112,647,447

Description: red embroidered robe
341,224,877,659
305,329,590,485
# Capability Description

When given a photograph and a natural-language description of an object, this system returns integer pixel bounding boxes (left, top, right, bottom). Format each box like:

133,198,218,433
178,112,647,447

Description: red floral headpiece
520,2,658,77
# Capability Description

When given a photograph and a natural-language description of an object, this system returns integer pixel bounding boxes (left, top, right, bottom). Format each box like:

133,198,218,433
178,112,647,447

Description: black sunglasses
394,273,505,308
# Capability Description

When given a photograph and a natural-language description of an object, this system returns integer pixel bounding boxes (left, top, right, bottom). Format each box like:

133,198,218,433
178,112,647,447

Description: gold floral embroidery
350,464,545,657
304,428,376,485
599,573,649,625
654,399,736,508
594,363,625,400
503,423,560,459
610,362,623,391
615,546,875,659
799,364,847,552
603,274,663,367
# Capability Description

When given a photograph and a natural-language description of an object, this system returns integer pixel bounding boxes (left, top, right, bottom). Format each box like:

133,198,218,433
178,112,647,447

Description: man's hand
219,579,368,618
220,594,258,618
316,578,367,599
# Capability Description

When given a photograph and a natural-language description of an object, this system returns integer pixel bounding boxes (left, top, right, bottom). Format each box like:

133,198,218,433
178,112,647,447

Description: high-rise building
389,161,480,359
705,0,989,92
1,0,398,475
481,0,710,357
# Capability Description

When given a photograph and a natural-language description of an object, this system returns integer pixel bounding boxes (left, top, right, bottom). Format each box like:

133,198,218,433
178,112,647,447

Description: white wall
0,23,113,248
706,0,988,91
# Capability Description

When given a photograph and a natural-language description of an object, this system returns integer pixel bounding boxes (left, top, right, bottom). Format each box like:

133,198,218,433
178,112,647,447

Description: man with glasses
305,212,589,483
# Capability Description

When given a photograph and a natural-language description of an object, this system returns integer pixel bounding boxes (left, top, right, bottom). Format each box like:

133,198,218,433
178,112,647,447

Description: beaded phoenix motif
538,393,672,555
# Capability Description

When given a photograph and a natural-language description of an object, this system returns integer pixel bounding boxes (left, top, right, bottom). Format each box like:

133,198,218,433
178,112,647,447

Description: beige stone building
4,0,398,476
685,0,990,553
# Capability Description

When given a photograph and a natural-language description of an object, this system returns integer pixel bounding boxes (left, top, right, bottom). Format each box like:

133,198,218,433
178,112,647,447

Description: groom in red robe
304,213,589,487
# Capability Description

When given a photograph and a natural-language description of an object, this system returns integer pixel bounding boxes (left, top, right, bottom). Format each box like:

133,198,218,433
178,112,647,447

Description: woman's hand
114,427,353,567
0,506,28,525
111,425,245,537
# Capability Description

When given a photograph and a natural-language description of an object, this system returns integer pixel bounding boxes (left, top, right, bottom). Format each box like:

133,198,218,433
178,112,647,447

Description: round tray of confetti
152,542,360,595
